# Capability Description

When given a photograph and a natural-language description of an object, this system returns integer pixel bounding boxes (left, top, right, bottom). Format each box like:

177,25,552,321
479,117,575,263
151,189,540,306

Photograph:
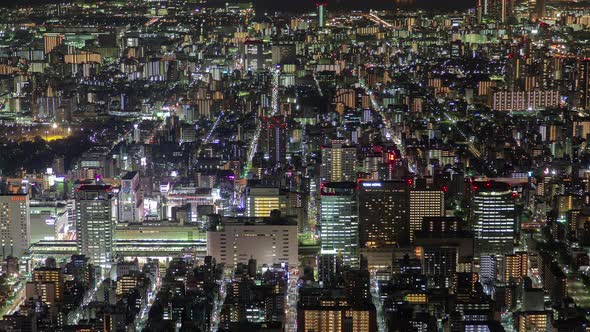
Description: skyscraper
75,184,116,268
358,180,410,248
320,141,357,183
472,181,516,255
484,0,511,23
578,60,590,111
320,182,358,266
43,33,64,54
422,246,458,287
0,194,30,258
316,2,327,28
409,189,444,243
119,171,143,223
528,0,546,20
260,116,288,167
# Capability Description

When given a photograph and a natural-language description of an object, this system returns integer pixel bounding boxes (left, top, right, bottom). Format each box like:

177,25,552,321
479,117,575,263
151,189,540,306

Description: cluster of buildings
1,0,590,331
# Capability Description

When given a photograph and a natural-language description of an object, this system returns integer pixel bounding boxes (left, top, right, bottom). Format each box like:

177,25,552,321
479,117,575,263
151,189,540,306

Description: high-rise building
479,254,499,287
472,181,516,255
504,252,528,284
491,90,561,111
320,182,359,266
528,0,546,20
541,259,567,303
241,40,266,71
409,189,444,243
579,60,590,112
422,246,458,285
358,180,410,248
271,44,296,65
320,142,357,183
43,33,64,54
260,116,288,167
316,2,327,28
516,311,550,332
317,254,343,287
75,184,116,268
206,216,298,269
344,269,372,305
119,171,143,223
116,271,144,298
27,267,64,306
298,288,377,332
0,194,30,258
245,187,286,217
485,0,511,22
421,216,461,234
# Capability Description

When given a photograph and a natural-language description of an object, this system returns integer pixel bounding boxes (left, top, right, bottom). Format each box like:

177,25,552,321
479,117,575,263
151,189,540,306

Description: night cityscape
0,0,588,331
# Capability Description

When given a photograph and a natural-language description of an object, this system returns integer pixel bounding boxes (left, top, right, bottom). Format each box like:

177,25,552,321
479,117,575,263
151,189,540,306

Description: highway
135,288,158,331
358,78,416,174
285,269,299,332
2,279,25,316
210,279,227,332
68,278,103,325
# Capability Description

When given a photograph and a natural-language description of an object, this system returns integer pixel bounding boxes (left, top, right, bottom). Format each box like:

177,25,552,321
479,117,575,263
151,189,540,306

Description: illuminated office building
528,0,546,20
320,182,358,266
75,184,116,268
206,217,298,269
0,194,31,258
245,187,286,217
26,267,64,307
316,2,327,28
472,181,516,255
358,180,409,248
409,190,444,243
298,288,377,332
483,0,511,22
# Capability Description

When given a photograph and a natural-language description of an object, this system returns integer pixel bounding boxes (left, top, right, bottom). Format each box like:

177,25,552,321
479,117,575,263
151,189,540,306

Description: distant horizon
4,0,475,11
236,0,475,12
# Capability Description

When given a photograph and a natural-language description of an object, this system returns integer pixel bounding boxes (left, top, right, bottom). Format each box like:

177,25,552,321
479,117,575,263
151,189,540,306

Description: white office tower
472,181,516,256
207,216,298,269
75,184,116,268
119,171,143,223
0,194,31,258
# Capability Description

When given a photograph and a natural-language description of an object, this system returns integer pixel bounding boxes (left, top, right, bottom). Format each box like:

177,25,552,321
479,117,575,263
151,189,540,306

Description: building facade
75,185,116,268
0,194,30,258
